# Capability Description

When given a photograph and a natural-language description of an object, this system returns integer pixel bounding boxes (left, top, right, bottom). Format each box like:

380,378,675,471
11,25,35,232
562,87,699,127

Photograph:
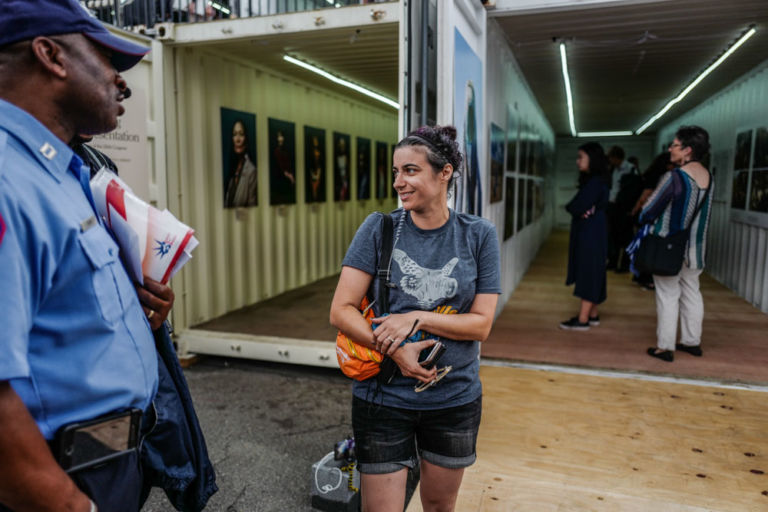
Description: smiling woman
329,125,502,512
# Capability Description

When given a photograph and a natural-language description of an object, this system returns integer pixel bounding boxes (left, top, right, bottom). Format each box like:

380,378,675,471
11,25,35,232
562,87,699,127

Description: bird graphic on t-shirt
392,249,459,308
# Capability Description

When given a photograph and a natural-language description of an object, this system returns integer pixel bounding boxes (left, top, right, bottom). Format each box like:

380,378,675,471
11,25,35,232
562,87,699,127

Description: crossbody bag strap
683,170,712,233
376,213,394,315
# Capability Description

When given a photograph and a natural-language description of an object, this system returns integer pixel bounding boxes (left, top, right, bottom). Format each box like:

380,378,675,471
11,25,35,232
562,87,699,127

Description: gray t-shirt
342,208,501,410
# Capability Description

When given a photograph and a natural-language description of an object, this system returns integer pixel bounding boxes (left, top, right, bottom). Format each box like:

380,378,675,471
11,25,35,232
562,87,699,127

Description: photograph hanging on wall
526,179,535,226
731,170,748,210
357,137,371,200
453,29,484,216
304,126,326,204
334,132,351,202
517,177,526,233
506,106,518,172
753,127,768,169
750,171,768,213
221,107,257,208
733,130,753,170
489,123,505,203
534,181,545,221
504,176,515,240
268,118,296,205
375,141,389,199
519,133,529,175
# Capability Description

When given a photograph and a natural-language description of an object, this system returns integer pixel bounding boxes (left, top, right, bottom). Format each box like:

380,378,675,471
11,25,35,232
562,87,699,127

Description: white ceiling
491,0,768,136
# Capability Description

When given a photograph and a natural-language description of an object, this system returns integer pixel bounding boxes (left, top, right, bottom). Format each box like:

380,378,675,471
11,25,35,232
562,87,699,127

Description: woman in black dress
560,142,611,330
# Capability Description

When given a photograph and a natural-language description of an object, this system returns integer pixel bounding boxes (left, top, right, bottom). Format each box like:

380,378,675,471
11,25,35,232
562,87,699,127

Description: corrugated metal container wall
168,47,398,329
486,20,556,309
656,60,768,313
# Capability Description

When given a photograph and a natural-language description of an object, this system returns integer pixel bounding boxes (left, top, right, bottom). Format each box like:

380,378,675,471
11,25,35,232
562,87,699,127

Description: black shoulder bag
635,172,711,276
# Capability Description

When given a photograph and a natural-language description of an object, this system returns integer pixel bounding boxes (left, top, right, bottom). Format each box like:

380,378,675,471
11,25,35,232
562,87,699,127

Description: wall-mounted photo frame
357,137,371,200
333,132,351,202
304,126,326,204
220,107,257,208
268,118,296,205
375,141,389,199
504,176,515,240
489,123,505,203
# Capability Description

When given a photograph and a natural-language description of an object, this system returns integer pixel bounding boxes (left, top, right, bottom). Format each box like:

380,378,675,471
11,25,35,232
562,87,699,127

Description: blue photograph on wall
453,29,483,216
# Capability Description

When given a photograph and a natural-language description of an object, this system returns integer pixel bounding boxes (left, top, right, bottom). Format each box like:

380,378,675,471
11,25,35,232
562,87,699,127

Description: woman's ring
388,337,396,343
147,310,155,320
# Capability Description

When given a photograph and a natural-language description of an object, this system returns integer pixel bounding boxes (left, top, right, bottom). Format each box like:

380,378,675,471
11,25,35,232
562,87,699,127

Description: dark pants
607,203,633,271
0,450,142,512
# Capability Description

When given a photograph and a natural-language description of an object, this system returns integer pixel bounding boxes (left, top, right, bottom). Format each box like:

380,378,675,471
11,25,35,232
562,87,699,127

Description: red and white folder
90,168,199,285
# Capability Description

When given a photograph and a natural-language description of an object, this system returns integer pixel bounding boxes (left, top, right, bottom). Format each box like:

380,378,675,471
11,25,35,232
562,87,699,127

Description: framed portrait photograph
304,126,326,204
733,130,753,170
753,127,768,169
375,141,389,199
220,107,257,208
268,118,296,205
333,132,351,202
503,176,515,240
489,123,505,203
357,137,371,200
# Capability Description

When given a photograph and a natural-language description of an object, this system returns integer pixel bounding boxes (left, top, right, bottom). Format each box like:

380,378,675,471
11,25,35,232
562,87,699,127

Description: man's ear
30,36,68,80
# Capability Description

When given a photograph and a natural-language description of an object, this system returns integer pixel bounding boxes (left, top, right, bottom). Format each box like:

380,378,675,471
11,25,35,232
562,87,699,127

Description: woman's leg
419,461,464,512
361,470,408,512
578,299,595,323
653,273,681,351
678,265,704,346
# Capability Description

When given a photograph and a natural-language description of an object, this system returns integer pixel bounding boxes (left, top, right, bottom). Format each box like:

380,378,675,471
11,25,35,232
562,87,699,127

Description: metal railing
83,0,388,30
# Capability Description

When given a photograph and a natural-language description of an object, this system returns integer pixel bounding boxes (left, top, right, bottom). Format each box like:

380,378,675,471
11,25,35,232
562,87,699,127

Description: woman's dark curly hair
394,125,463,190
675,125,710,162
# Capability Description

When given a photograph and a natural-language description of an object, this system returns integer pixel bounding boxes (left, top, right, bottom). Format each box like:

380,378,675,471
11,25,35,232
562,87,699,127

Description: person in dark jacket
560,142,610,331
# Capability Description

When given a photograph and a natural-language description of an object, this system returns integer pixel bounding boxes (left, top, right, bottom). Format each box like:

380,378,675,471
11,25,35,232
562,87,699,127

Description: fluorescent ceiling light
636,26,756,134
577,131,634,137
283,55,399,109
559,43,576,137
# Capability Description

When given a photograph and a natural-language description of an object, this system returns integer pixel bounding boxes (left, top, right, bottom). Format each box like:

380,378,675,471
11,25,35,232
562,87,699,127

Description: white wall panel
168,48,398,329
656,60,768,313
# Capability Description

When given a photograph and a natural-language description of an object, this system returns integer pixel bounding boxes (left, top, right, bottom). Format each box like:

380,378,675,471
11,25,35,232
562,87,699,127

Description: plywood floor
406,365,768,512
483,231,768,385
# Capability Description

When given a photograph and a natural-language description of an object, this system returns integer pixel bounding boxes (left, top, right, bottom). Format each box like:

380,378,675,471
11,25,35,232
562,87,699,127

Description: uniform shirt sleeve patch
0,211,5,245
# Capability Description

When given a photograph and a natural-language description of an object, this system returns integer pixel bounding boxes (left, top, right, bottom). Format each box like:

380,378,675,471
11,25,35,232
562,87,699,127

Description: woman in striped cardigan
639,126,713,362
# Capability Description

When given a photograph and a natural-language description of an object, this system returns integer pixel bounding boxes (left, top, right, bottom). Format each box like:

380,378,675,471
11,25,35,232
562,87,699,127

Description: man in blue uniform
0,1,162,510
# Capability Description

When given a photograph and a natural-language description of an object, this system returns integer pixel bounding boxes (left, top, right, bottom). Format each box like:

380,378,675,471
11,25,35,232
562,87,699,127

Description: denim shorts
351,396,482,474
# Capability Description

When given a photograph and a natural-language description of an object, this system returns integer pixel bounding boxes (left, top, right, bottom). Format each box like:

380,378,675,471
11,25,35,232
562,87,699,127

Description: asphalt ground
142,356,355,512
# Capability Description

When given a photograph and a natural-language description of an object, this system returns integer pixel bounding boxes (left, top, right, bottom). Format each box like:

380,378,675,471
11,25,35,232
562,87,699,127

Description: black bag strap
375,213,394,315
681,169,712,234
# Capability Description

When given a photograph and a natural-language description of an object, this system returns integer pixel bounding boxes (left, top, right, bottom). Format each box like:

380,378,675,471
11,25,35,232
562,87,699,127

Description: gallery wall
485,19,556,308
656,59,768,313
166,46,398,329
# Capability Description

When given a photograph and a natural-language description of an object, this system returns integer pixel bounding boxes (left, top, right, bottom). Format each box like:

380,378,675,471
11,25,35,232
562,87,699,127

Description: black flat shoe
676,344,703,356
647,348,674,362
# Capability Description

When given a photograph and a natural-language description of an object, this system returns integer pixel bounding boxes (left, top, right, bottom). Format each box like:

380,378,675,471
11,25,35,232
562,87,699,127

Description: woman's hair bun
437,125,457,142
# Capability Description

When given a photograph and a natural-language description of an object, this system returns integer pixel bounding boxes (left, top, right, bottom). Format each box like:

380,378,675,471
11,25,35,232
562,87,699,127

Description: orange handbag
335,297,383,380
335,213,394,381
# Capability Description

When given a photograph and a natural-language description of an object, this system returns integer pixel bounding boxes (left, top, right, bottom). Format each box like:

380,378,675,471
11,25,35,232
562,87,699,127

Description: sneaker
559,317,590,331
676,344,703,356
588,315,600,326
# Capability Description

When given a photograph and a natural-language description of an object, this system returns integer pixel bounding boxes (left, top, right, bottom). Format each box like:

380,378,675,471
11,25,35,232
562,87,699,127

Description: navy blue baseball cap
0,0,150,71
